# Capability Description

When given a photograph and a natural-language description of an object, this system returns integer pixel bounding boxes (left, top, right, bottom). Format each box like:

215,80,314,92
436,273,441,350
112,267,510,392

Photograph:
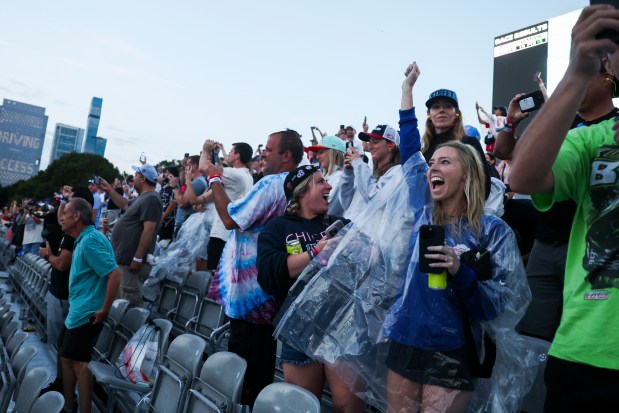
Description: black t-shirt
536,107,619,243
257,214,347,309
49,234,75,300
106,187,125,210
42,211,63,253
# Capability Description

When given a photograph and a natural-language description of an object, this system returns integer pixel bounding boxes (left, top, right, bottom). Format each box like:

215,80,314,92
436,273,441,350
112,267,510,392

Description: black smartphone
518,90,545,113
363,116,367,125
184,152,190,158
93,175,100,185
340,124,345,130
418,225,445,273
345,141,353,154
211,147,220,166
325,220,344,239
590,1,619,43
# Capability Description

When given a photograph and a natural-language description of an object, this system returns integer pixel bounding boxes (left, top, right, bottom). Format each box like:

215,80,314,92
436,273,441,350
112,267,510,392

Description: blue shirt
65,225,118,329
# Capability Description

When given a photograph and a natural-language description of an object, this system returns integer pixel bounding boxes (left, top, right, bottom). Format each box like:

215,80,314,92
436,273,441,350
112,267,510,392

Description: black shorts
60,319,103,362
207,237,226,271
386,340,475,391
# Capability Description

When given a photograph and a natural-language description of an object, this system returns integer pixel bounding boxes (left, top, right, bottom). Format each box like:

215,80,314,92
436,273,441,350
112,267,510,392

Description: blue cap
132,164,158,183
464,125,481,139
425,89,458,109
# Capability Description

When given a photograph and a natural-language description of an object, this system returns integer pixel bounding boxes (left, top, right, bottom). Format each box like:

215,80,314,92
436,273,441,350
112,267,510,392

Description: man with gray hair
58,197,121,413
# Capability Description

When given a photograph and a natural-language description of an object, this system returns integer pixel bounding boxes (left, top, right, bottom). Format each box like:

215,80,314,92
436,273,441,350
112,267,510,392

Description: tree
0,152,120,204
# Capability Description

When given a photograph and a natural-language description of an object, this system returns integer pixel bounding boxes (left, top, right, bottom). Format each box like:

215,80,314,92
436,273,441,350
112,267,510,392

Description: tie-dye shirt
208,172,289,324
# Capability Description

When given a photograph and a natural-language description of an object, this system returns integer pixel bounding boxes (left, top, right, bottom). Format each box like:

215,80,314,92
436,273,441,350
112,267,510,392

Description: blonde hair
322,149,345,177
286,175,314,216
432,141,485,236
421,108,466,153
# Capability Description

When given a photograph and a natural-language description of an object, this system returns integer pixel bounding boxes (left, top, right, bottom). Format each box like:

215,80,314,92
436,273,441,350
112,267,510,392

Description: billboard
0,99,48,187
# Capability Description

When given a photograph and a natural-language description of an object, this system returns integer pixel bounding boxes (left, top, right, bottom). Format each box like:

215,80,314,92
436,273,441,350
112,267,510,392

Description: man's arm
511,6,619,194
161,198,177,222
92,267,121,324
98,179,129,211
492,93,529,160
129,221,158,273
49,249,72,271
200,140,239,230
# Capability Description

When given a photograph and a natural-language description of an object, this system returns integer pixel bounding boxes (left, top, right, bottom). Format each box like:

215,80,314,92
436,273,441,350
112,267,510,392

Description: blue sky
0,0,587,174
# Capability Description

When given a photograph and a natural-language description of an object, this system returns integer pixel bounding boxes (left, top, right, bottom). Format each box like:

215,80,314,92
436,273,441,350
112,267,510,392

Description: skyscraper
82,97,105,156
49,123,84,163
0,99,48,187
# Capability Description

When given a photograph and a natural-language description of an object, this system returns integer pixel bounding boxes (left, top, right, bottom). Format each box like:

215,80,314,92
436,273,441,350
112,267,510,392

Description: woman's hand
344,147,360,169
402,61,420,90
426,245,460,276
401,61,420,111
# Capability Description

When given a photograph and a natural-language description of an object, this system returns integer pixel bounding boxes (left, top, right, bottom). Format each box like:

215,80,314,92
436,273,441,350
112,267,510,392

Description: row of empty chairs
6,253,49,340
0,298,64,413
147,269,229,355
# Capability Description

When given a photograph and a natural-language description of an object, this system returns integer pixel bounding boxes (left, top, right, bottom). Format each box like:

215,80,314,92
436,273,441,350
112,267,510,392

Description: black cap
284,165,318,200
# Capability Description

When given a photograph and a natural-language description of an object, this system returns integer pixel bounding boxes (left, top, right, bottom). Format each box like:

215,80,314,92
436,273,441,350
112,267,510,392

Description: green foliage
155,159,181,171
0,152,120,204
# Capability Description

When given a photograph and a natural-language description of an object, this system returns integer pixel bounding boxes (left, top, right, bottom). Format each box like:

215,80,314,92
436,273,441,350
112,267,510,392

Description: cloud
92,33,144,58
0,80,48,100
57,57,91,70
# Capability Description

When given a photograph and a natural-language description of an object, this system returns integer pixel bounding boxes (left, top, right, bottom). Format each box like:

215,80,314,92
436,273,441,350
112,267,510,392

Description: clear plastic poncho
274,152,545,413
143,208,213,301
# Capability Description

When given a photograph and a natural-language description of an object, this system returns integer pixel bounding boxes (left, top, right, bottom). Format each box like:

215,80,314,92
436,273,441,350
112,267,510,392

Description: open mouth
322,192,330,200
430,176,445,190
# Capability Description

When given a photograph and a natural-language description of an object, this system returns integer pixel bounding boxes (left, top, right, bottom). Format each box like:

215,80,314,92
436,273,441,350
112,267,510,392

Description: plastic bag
143,209,214,302
116,323,160,384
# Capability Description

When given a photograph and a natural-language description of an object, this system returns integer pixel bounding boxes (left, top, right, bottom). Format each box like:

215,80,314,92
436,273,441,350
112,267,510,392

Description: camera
211,147,220,166
518,90,545,113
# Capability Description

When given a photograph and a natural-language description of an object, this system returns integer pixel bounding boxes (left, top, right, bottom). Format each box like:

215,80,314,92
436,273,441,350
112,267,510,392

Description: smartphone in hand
518,90,545,113
325,220,344,239
418,225,445,273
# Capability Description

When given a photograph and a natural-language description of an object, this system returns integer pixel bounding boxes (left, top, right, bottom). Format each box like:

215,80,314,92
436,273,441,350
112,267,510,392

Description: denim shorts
280,342,316,367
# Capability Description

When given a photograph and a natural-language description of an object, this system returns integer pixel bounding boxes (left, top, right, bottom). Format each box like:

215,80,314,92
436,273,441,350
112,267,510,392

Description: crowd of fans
2,5,619,412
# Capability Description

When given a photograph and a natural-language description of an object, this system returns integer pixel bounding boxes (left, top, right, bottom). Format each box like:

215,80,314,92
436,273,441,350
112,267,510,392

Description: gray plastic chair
189,351,247,413
4,331,27,363
99,307,150,364
128,333,207,413
0,312,16,336
30,390,65,413
253,382,321,413
10,345,37,400
13,366,50,413
90,319,173,413
92,298,130,360
0,321,18,347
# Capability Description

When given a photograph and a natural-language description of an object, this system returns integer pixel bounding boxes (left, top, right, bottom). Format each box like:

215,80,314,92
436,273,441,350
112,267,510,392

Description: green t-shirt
532,118,619,370
65,225,118,329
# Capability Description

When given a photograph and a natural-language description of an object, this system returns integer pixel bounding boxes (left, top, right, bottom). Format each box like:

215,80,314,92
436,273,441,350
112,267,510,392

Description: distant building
50,123,84,163
92,136,107,157
0,99,48,187
82,97,106,156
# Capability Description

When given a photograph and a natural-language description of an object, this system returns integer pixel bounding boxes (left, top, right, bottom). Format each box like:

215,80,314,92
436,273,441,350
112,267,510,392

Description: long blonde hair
322,149,345,177
432,141,485,236
421,108,466,153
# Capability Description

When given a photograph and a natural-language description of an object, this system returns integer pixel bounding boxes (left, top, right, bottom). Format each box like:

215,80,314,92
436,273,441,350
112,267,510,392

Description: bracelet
208,174,223,186
502,122,516,134
308,246,319,259
208,173,222,181
105,186,112,194
132,257,143,263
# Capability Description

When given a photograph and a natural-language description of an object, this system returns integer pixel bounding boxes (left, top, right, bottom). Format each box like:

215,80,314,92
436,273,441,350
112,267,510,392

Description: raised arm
510,5,619,194
400,61,422,164
492,93,529,160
